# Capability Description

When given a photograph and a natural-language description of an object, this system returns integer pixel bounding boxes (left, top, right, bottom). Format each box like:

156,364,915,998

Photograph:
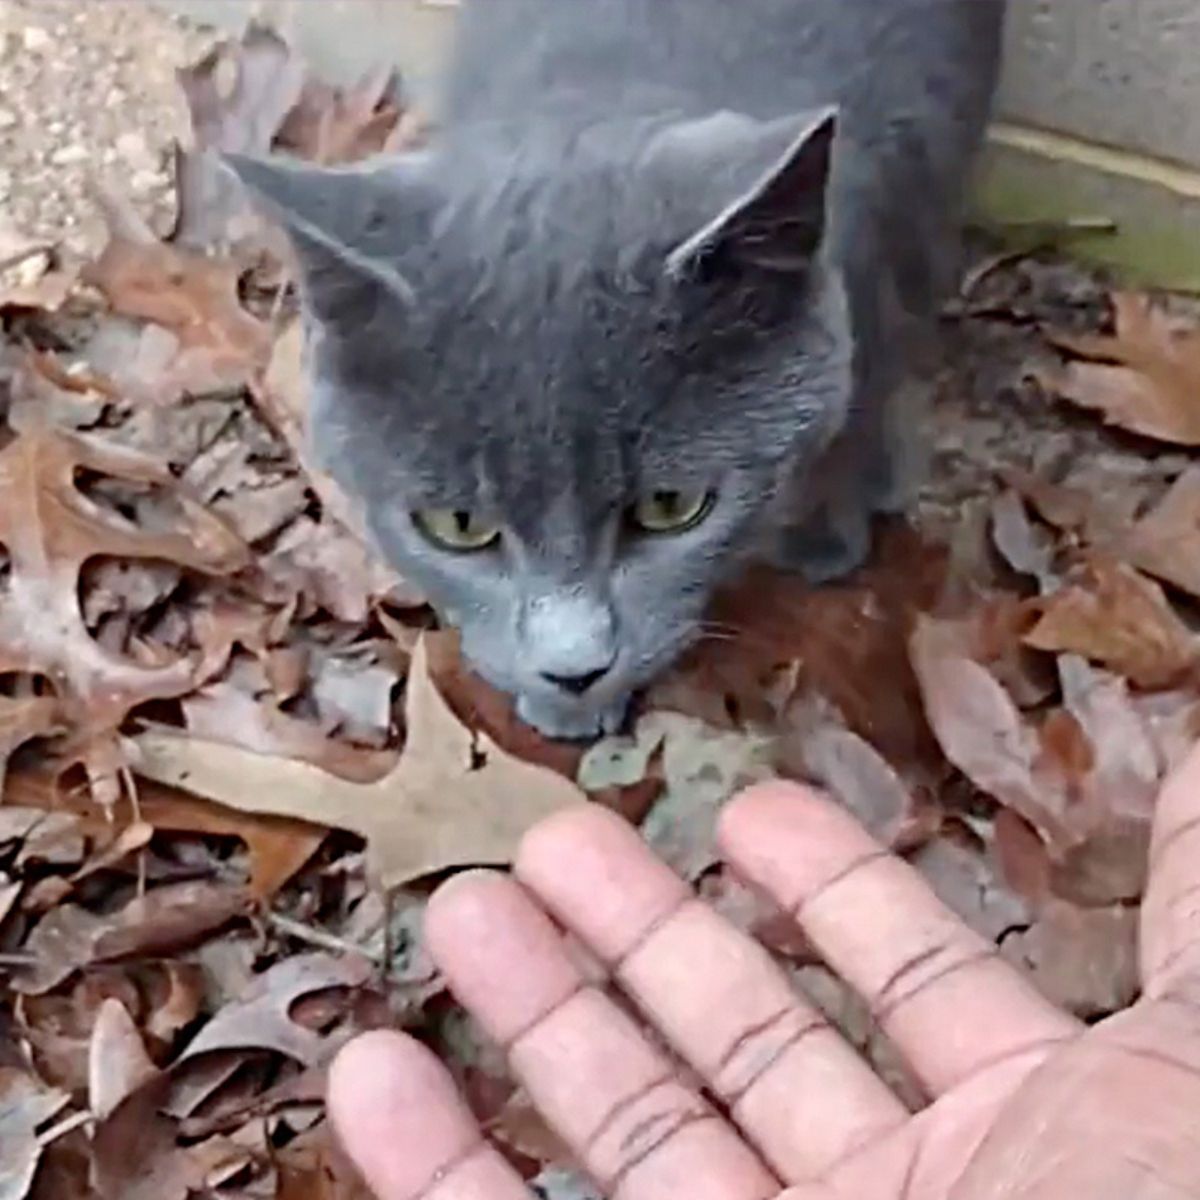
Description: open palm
330,748,1200,1200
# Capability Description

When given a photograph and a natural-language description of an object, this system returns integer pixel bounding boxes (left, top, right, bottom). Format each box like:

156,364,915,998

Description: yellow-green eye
413,508,502,552
628,489,714,534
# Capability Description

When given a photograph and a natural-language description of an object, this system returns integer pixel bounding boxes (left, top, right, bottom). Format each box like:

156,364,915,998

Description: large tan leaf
133,639,585,889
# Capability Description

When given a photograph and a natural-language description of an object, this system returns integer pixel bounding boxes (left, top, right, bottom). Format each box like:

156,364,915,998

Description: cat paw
515,692,631,742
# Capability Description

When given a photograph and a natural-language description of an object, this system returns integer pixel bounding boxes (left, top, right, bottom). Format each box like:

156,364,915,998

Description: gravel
0,0,212,257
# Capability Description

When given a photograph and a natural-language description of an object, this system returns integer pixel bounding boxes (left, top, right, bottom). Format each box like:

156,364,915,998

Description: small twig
38,1110,92,1148
0,952,37,968
264,911,383,966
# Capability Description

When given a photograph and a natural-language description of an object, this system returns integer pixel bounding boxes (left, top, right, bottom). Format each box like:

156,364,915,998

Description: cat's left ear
661,107,837,282
223,153,418,325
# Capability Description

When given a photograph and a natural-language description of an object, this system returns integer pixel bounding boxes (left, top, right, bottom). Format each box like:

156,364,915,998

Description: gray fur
227,0,1006,738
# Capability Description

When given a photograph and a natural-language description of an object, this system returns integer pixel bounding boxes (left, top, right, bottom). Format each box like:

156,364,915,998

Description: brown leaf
88,999,157,1122
177,953,370,1067
909,830,1032,944
82,193,272,396
0,1067,70,1200
910,614,1068,842
1122,466,1200,600
0,428,247,735
662,525,947,772
172,22,307,253
275,68,405,165
1025,559,1199,688
913,610,1170,906
1001,900,1139,1019
90,1072,261,1200
0,693,60,792
777,698,928,848
15,882,252,995
3,769,322,902
133,638,586,890
264,517,410,624
1049,293,1200,445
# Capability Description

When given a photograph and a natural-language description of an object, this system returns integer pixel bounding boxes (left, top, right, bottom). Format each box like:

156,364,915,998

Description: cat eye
628,489,715,534
413,508,502,552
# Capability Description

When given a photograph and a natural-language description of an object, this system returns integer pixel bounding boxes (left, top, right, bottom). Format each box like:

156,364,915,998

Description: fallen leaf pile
1,20,1199,1200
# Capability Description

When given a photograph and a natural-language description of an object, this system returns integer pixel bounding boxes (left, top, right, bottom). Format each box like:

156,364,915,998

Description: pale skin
329,743,1200,1200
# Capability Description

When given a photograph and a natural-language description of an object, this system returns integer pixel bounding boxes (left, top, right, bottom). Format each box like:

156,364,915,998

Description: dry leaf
275,67,405,165
177,953,370,1068
1049,293,1200,445
3,769,323,902
89,999,158,1122
0,428,247,735
1025,558,1199,688
0,1068,70,1200
16,882,252,995
133,638,585,889
910,832,1031,944
83,192,272,397
1121,466,1200,600
0,695,62,795
173,22,307,252
90,1072,261,1200
609,712,775,880
910,614,1067,842
1001,900,1139,1019
780,698,927,848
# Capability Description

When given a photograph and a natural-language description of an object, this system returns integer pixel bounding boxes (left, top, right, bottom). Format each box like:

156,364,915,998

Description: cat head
227,107,851,738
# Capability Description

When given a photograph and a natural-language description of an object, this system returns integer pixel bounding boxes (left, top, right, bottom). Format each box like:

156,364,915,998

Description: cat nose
541,662,614,695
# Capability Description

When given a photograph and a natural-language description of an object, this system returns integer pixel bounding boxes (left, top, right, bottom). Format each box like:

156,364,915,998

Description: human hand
328,744,1200,1199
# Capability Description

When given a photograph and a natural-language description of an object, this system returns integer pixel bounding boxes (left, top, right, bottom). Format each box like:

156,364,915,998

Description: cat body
230,0,1007,738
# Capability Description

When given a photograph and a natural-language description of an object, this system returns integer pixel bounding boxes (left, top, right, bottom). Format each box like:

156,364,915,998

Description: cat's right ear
222,154,417,327
657,108,837,284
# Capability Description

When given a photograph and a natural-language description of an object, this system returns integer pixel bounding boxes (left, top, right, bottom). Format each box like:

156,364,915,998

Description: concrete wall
162,0,1200,288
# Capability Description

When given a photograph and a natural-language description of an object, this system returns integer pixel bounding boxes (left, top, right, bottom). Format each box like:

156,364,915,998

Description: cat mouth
514,689,632,742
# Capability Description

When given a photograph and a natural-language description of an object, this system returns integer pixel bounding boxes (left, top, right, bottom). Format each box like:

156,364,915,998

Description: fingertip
515,801,633,880
718,780,884,913
328,1031,478,1198
328,1029,444,1123
718,779,850,857
328,1031,533,1200
424,868,514,955
516,797,690,964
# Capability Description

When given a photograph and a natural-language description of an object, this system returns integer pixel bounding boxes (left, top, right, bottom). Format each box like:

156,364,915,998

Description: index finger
1142,740,1200,1002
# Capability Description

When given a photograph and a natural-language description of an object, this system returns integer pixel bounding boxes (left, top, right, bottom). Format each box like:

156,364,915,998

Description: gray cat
229,0,1006,739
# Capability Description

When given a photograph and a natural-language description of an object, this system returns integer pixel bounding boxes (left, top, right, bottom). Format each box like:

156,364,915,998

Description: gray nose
541,663,613,695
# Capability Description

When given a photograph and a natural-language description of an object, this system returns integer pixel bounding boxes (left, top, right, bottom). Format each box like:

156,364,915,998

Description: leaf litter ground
2,22,1200,1200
